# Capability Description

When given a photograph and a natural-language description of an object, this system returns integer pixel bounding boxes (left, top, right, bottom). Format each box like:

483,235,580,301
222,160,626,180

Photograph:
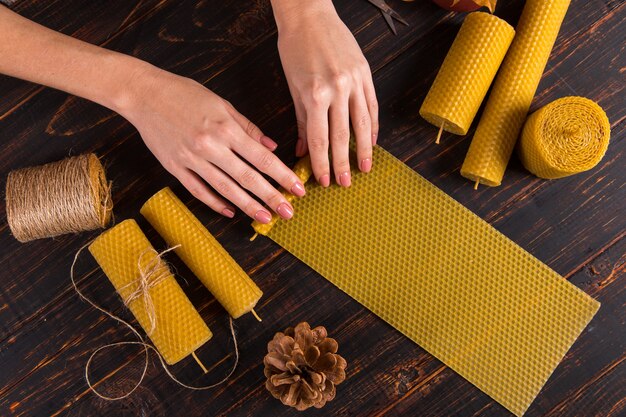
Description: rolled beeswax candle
518,97,610,179
89,219,212,365
461,0,571,187
252,156,313,237
420,12,514,140
141,188,262,319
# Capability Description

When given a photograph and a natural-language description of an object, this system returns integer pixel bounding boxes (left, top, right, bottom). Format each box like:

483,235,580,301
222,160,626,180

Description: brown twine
6,154,112,243
70,243,239,401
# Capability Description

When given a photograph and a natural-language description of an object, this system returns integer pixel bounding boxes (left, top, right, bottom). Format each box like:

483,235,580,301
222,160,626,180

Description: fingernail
360,158,372,173
372,133,378,146
222,208,235,218
295,138,305,156
261,135,278,151
254,210,273,224
290,182,306,197
319,174,330,188
276,202,294,219
339,171,351,187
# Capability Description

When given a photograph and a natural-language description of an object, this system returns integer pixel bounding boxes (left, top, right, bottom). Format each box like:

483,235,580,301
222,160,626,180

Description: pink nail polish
360,158,372,173
319,174,330,188
222,208,235,218
261,135,278,151
276,203,294,219
254,210,272,224
290,182,306,197
339,172,351,187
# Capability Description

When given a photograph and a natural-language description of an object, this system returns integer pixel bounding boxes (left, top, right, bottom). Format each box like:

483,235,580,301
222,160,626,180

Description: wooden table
0,1,624,416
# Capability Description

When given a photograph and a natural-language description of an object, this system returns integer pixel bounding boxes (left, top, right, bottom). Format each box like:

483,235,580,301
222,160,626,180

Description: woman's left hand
272,0,379,188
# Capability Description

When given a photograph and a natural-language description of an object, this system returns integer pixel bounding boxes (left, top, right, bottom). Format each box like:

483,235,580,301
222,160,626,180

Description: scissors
367,0,409,35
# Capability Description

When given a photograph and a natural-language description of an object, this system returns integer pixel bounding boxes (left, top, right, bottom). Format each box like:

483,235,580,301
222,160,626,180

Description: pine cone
264,322,347,411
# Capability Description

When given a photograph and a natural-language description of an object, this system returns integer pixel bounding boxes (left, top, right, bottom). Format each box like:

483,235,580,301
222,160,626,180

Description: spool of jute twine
6,153,112,242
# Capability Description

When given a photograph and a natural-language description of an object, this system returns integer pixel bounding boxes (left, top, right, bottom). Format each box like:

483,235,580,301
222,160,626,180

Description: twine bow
118,246,180,335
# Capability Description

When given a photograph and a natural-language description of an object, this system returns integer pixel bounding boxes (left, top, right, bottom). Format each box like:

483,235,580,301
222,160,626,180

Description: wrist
95,53,159,119
270,0,337,34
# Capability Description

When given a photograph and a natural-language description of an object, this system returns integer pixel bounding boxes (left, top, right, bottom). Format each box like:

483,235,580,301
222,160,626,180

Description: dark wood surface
0,1,624,416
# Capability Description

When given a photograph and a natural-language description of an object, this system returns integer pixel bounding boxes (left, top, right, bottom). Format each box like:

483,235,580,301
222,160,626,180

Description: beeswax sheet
260,146,599,416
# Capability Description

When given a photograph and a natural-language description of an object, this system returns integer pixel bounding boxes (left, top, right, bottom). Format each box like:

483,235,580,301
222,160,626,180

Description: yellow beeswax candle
420,12,514,141
518,96,611,179
252,156,313,237
461,0,571,187
141,188,263,319
89,219,212,365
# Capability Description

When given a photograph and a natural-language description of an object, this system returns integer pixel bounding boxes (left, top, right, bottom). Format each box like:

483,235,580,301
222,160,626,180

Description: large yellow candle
461,0,571,187
518,96,611,179
141,188,262,319
89,219,212,365
420,12,514,141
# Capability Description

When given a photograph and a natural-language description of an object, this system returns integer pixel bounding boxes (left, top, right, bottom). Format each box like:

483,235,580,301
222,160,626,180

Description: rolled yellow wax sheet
518,97,611,179
420,12,515,139
252,156,314,237
141,188,262,319
88,219,212,365
461,0,571,187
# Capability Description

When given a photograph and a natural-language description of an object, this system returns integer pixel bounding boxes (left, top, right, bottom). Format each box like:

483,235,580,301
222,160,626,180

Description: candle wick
250,232,259,242
192,351,209,374
436,122,444,145
251,308,263,322
474,179,480,190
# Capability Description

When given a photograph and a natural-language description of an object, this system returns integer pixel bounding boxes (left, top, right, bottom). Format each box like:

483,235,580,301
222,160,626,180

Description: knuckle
239,168,258,188
245,119,260,138
357,113,370,129
214,180,231,196
307,84,331,106
187,184,204,199
267,191,284,209
244,200,259,217
257,151,275,171
296,119,306,134
331,72,350,89
331,128,350,143
308,137,327,152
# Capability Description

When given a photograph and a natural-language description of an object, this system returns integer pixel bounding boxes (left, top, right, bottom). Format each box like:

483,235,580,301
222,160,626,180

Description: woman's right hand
122,65,305,223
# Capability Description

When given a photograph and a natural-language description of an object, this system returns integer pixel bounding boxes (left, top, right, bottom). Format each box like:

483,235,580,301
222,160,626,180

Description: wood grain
0,0,624,416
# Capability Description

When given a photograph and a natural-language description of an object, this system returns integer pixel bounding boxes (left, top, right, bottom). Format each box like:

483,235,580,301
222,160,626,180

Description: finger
175,168,236,218
362,71,379,145
193,160,275,223
305,104,331,187
217,152,296,220
294,101,308,157
231,136,306,198
223,101,278,151
350,91,373,173
329,96,352,187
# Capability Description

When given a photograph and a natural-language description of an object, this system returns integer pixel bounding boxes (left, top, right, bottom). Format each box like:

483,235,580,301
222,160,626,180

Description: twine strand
70,243,239,401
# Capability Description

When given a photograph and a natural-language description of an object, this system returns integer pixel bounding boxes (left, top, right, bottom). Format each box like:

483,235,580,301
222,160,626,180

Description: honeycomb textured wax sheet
518,97,611,179
89,220,212,365
461,0,571,186
256,146,599,416
141,188,262,319
420,12,515,136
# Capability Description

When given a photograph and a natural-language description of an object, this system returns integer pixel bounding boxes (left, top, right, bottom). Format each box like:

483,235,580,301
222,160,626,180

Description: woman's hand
122,67,306,223
0,8,304,223
271,0,379,187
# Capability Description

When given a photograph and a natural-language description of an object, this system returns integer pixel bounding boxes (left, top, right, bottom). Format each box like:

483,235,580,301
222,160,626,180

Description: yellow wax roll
252,156,313,237
420,12,515,138
518,97,611,179
461,0,571,187
141,188,262,319
89,219,212,365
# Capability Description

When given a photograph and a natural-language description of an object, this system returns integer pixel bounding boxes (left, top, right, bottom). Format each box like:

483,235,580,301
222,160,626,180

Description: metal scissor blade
388,9,409,26
381,9,397,35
